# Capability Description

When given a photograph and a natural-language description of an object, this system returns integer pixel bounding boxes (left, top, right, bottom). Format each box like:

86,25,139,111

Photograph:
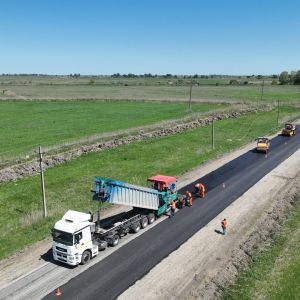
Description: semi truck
52,175,184,266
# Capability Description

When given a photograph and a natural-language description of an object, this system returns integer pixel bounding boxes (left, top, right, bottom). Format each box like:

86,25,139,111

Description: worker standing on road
185,191,193,206
195,183,206,198
170,200,176,217
221,218,228,235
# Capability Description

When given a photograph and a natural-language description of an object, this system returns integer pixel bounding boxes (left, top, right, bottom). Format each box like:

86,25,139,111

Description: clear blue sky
0,0,299,75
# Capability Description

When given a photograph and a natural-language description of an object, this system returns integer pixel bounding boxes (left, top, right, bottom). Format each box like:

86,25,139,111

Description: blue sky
0,0,299,75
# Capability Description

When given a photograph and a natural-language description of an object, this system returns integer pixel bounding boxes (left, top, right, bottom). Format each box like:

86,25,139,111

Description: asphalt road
44,131,300,300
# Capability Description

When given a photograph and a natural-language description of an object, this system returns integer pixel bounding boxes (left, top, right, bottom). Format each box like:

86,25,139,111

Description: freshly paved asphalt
44,129,300,300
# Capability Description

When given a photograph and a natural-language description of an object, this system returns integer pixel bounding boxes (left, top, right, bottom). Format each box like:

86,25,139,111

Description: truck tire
81,250,91,265
110,234,120,247
147,213,155,224
141,216,148,229
131,222,141,233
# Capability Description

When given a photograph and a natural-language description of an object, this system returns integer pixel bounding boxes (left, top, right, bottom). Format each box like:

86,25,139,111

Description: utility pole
38,146,47,218
260,80,265,104
212,117,215,150
276,100,280,127
188,80,192,111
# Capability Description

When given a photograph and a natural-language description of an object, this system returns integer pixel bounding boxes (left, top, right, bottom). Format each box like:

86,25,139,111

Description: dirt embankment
0,106,270,183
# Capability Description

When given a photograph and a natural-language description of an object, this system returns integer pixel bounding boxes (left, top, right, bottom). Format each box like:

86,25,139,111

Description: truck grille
56,246,67,253
57,252,67,261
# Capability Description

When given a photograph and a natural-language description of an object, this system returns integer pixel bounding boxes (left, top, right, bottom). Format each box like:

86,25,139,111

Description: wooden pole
188,80,192,111
259,79,265,106
212,117,215,150
39,146,47,218
276,99,280,126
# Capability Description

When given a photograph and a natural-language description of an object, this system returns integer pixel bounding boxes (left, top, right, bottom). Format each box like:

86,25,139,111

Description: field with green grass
224,197,300,300
0,100,227,164
1,76,299,102
0,106,299,260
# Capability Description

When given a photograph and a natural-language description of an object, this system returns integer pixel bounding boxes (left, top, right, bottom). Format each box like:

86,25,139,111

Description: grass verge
0,100,226,164
223,196,300,300
0,106,299,260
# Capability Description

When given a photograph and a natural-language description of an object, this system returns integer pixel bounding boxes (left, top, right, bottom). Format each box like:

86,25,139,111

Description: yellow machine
282,123,296,136
256,137,270,153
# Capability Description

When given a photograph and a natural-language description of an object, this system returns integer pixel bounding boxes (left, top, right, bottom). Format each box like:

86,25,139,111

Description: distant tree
229,79,239,85
293,70,300,85
271,74,278,79
243,81,248,85
88,79,95,85
279,71,290,85
257,75,263,80
271,80,278,85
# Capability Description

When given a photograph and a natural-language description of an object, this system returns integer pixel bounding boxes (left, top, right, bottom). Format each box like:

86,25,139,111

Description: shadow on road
214,229,224,235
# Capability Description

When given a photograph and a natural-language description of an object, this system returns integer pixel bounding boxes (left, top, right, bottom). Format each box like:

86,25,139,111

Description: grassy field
0,106,299,260
0,101,227,164
224,196,300,300
0,76,299,102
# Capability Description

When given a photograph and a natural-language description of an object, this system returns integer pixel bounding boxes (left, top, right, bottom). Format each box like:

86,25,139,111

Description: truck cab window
75,232,82,244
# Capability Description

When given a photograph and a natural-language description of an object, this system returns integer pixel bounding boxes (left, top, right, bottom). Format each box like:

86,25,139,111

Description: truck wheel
147,213,155,224
141,217,148,228
131,222,141,233
81,250,91,265
110,234,120,247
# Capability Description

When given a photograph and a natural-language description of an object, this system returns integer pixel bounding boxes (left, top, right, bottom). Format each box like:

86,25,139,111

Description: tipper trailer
52,175,185,266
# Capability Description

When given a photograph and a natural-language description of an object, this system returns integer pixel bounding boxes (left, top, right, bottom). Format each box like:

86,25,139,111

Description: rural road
1,130,299,300
42,129,300,300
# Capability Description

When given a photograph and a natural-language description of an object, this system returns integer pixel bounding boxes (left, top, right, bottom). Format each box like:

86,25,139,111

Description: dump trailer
52,175,184,266
282,123,296,136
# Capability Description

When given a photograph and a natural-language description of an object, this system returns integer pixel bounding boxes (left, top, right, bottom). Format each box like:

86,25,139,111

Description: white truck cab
52,210,98,265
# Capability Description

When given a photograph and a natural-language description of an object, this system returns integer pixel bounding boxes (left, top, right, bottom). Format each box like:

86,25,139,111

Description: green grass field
0,76,299,102
0,101,227,164
223,197,300,300
0,106,299,260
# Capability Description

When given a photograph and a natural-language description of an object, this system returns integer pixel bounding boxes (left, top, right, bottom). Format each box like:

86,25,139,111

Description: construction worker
185,191,193,206
170,200,176,217
195,183,206,198
221,218,228,235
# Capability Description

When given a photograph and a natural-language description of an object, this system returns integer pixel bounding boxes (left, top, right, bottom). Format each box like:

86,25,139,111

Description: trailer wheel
141,217,148,229
131,222,141,233
147,213,155,224
81,250,91,265
110,234,120,247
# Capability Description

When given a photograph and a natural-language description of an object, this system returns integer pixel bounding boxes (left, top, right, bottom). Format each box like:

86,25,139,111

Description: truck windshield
52,229,74,246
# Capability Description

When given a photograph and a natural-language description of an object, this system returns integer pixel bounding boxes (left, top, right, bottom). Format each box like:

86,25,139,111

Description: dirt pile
0,107,269,183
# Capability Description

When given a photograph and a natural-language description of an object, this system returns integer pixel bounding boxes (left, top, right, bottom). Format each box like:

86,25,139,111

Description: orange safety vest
171,201,176,209
186,191,192,198
222,219,228,229
199,184,205,192
195,183,205,191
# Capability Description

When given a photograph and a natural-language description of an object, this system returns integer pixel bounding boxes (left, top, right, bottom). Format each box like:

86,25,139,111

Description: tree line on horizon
279,70,300,85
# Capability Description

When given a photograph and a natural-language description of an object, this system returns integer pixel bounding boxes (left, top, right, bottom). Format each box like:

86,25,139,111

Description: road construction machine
52,175,184,266
256,137,270,153
281,123,296,136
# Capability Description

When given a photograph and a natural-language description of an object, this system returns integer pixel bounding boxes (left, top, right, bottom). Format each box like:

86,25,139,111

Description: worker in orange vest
185,191,193,206
195,183,206,198
221,218,228,235
170,200,176,217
